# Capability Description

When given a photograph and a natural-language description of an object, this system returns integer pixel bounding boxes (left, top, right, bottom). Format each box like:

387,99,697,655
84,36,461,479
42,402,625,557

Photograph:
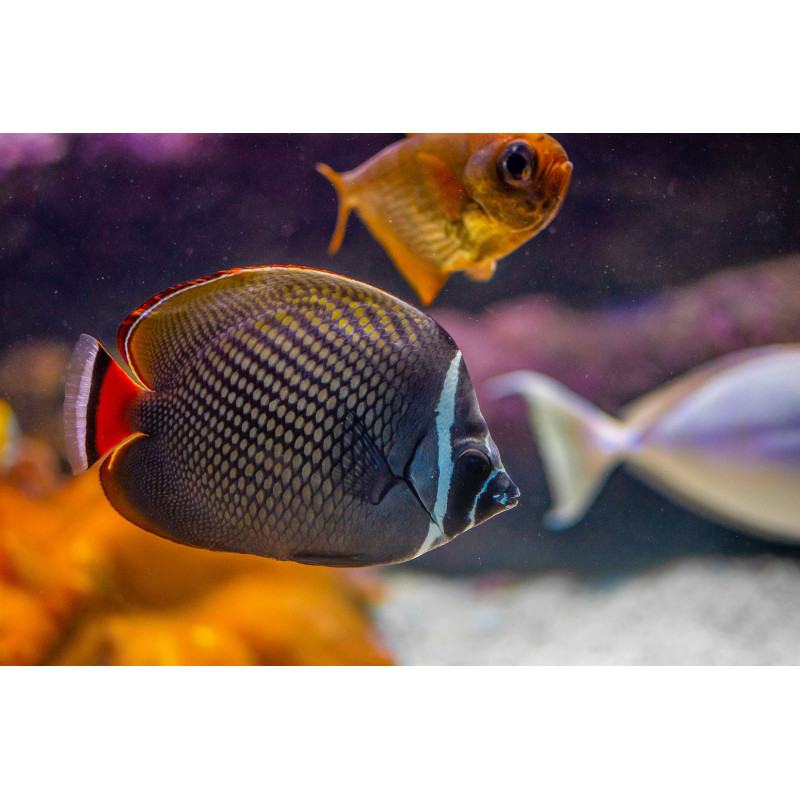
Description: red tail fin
64,334,144,475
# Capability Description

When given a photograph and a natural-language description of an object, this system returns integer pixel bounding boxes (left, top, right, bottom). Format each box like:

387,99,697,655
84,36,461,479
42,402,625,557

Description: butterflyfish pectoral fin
316,162,354,255
331,411,399,505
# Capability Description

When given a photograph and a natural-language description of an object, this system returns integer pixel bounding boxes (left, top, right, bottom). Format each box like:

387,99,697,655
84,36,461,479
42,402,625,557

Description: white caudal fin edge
486,371,631,528
63,334,101,475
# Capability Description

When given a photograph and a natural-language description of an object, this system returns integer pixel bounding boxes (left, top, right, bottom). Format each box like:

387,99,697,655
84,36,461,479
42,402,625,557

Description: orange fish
317,133,572,305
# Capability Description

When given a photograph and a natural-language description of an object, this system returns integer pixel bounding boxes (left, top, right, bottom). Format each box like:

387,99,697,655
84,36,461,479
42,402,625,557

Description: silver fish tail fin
487,371,630,528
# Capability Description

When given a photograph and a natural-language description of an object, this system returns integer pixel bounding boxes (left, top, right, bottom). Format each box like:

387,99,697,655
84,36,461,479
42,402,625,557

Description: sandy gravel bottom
375,555,800,665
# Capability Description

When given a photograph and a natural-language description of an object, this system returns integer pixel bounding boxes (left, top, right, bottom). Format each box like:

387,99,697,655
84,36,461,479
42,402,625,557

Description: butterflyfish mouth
494,481,520,508
486,471,520,510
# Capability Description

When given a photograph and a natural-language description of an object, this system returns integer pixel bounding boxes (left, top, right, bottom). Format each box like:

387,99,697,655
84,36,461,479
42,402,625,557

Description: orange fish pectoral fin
416,152,468,223
464,259,497,282
316,162,354,255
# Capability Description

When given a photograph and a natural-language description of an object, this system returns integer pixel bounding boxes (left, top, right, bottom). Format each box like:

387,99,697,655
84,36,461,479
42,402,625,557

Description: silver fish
64,265,519,566
488,345,800,542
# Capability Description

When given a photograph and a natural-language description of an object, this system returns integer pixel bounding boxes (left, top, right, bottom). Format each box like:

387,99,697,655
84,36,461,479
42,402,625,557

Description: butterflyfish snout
492,473,520,508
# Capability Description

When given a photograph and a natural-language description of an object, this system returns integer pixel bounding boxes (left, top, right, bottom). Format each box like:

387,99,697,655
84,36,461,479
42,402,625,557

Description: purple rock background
2,133,800,575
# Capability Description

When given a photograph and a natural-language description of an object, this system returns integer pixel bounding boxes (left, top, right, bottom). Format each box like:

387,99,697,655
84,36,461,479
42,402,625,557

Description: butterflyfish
488,345,800,543
316,133,572,305
64,265,519,566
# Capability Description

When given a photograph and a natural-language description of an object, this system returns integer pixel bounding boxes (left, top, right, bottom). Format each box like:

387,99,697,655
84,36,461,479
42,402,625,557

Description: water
2,133,800,582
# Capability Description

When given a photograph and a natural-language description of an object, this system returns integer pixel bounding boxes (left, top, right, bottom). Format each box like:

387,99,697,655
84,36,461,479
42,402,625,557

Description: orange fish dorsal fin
416,152,468,223
316,162,354,254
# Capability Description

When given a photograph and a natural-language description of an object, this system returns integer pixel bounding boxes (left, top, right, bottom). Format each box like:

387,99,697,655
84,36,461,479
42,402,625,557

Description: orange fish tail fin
316,162,353,254
64,334,144,475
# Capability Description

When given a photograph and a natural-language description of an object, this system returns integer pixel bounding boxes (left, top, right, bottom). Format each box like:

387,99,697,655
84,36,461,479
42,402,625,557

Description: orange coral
0,466,394,665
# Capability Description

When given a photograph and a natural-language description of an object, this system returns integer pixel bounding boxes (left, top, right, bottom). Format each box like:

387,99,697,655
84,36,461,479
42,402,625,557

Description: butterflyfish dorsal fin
117,266,304,390
118,265,419,390
416,152,468,223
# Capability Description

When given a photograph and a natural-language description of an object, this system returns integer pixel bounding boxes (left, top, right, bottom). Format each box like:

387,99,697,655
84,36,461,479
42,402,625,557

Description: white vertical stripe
413,350,462,558
465,468,499,530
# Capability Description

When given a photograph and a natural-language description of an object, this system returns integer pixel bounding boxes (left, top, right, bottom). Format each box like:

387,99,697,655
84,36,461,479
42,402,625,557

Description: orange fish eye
497,140,537,187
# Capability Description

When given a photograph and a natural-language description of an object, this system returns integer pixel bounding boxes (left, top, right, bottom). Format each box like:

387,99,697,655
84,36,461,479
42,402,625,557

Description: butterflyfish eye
498,141,536,186
456,448,492,482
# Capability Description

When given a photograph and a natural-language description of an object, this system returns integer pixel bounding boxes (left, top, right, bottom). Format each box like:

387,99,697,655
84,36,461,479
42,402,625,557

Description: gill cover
406,351,519,548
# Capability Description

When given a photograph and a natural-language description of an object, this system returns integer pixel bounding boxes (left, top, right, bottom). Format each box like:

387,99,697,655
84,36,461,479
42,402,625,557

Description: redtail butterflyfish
317,133,572,305
488,345,800,543
64,265,519,566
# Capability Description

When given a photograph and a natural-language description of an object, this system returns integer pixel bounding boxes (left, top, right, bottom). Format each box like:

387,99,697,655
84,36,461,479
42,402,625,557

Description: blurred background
2,132,800,664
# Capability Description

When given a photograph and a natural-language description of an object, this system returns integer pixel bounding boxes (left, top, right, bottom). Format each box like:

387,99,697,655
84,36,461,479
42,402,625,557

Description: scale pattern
126,269,453,560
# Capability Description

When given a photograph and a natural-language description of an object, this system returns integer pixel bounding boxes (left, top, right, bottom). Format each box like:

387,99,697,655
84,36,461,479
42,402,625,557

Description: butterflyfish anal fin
100,432,227,552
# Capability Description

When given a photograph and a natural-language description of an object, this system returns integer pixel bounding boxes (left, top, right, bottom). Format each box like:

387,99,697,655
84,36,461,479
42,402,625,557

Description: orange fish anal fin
316,162,354,255
375,234,449,305
417,152,468,223
64,334,146,475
